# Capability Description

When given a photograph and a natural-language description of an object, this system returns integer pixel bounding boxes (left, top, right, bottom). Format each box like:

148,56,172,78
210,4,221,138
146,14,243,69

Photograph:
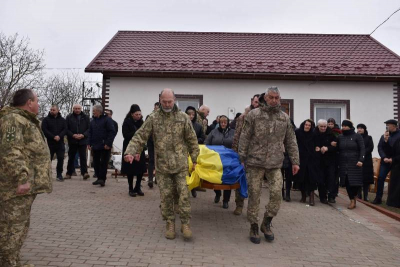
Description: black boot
92,179,101,185
191,189,197,198
300,191,306,203
249,223,261,244
222,201,229,209
261,217,274,242
372,197,382,204
285,189,291,202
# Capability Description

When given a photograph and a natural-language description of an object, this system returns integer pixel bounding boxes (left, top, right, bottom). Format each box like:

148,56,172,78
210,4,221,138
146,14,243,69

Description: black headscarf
185,106,197,122
218,115,230,134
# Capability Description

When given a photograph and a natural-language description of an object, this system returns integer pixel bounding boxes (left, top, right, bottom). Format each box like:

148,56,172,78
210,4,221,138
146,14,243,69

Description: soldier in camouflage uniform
124,88,199,240
231,94,260,216
196,105,210,136
0,89,52,267
238,87,299,244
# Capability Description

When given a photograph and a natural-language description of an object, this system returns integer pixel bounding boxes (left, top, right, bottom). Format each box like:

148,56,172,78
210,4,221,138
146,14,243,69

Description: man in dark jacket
65,104,90,180
42,105,67,181
106,109,118,135
89,104,116,187
373,120,400,204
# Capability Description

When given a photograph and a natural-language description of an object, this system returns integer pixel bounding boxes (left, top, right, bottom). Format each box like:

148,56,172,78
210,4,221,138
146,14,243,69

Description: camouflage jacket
238,105,299,169
196,111,207,135
232,114,245,152
0,107,52,201
125,105,200,174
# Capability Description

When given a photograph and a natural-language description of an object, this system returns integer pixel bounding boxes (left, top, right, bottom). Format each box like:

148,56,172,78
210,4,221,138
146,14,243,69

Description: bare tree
0,32,44,108
37,71,101,118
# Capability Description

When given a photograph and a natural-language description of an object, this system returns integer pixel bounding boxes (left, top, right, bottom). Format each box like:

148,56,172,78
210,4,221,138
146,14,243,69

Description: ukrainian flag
187,145,248,198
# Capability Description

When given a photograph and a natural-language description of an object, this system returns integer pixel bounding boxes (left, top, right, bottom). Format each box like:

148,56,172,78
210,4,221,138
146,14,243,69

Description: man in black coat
41,105,67,181
89,104,116,187
106,109,118,135
65,104,91,180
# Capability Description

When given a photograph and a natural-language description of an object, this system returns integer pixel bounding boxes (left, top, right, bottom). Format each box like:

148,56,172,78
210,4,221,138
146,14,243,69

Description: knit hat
341,119,353,128
356,123,367,130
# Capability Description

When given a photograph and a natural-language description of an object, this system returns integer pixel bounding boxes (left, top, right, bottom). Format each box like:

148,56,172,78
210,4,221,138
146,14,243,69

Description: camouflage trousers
0,195,36,267
235,189,245,208
247,167,282,224
157,171,191,224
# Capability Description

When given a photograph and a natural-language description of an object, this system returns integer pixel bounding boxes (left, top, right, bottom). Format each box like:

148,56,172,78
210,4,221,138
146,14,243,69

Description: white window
314,103,346,124
176,98,200,112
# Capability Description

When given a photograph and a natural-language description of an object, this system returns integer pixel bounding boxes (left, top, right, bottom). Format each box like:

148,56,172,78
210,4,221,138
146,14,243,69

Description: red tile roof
85,31,400,79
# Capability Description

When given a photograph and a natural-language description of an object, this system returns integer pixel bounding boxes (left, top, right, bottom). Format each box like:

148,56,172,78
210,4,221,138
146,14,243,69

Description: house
85,31,400,155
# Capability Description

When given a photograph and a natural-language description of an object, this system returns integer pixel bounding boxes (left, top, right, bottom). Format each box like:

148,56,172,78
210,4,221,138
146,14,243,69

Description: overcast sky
1,0,400,83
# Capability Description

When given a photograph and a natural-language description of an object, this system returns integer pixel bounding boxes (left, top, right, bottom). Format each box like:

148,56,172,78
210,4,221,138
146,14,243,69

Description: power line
370,7,400,36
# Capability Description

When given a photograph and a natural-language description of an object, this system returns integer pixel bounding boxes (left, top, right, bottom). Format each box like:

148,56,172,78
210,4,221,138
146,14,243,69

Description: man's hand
124,154,134,164
315,146,321,152
331,141,337,147
87,145,91,150
16,182,31,195
192,163,197,172
384,158,392,164
321,146,328,154
77,134,84,140
54,136,60,142
104,145,111,150
72,134,79,139
134,154,140,161
356,161,363,167
292,165,300,175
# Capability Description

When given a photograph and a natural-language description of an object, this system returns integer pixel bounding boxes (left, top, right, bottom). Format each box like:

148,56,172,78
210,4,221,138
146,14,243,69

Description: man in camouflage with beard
238,87,299,244
124,88,199,241
0,89,52,267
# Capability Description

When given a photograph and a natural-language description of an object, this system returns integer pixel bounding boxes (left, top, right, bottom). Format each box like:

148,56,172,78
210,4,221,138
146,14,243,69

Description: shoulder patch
6,125,16,142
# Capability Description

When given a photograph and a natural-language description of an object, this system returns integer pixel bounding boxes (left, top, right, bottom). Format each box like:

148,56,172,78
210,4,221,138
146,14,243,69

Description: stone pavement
21,167,400,267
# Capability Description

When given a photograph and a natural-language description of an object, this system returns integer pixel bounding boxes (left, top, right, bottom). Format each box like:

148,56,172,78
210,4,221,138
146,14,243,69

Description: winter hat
356,123,367,130
384,119,398,126
341,119,353,128
129,104,141,114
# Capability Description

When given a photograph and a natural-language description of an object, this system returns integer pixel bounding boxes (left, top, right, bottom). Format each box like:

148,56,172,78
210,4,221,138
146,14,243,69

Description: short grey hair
266,86,280,95
160,88,176,98
93,104,103,113
318,119,327,126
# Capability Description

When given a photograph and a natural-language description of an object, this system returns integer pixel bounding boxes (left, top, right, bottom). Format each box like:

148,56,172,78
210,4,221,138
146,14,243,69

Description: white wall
108,77,394,157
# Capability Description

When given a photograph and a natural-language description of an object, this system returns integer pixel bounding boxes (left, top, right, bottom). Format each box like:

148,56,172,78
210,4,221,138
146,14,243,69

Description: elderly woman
121,104,147,197
356,124,374,201
336,120,365,209
205,115,235,209
294,119,319,206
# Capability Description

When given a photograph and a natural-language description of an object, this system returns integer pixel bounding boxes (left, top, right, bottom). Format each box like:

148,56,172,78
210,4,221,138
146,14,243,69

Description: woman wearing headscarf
121,104,147,197
205,115,235,209
337,120,365,209
356,124,374,201
294,119,319,206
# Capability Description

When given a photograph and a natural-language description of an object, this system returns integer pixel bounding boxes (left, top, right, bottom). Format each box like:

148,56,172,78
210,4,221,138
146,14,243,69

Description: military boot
165,221,176,240
249,223,261,244
233,205,243,215
181,224,192,240
261,217,274,242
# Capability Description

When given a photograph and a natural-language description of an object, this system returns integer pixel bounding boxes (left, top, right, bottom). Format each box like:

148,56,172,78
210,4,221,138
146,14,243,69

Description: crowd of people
1,87,400,265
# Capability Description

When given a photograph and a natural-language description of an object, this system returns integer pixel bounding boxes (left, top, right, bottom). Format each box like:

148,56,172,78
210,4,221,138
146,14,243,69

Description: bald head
160,88,175,112
199,105,210,117
73,104,82,115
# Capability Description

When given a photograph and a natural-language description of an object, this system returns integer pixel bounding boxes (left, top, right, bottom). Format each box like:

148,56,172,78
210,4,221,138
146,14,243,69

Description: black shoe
222,201,229,209
372,198,382,204
214,195,220,203
328,198,336,204
92,179,101,185
285,195,291,202
135,188,144,196
191,190,197,198
129,191,137,197
261,217,274,242
250,223,261,244
320,198,328,204
98,180,105,187
56,174,64,182
364,197,369,202
148,181,154,188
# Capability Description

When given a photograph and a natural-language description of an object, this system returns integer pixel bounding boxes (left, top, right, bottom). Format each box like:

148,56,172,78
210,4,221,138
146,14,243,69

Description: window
281,99,294,120
310,99,350,124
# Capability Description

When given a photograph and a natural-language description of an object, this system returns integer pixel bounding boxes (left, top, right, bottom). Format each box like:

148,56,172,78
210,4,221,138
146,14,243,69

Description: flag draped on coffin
187,145,248,198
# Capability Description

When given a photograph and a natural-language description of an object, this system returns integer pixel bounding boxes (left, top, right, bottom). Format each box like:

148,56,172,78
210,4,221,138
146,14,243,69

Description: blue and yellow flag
187,145,248,198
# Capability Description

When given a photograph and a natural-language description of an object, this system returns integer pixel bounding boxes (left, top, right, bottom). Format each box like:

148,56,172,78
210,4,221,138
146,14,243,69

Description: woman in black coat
294,119,319,206
336,120,365,209
356,124,374,201
387,138,400,208
121,104,147,197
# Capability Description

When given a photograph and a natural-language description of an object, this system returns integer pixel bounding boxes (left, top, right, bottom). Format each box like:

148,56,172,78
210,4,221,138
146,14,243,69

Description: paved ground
21,165,400,267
